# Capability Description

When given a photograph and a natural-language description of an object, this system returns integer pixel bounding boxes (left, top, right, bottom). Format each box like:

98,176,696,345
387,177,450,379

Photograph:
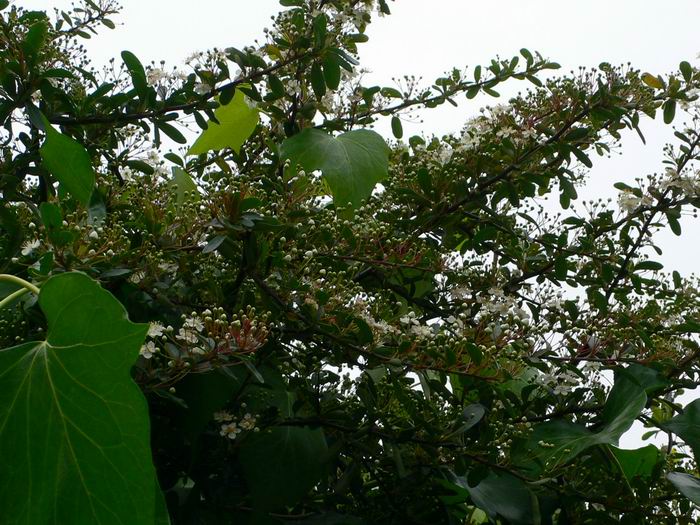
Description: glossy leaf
188,89,259,155
668,472,700,505
610,445,659,482
516,365,658,473
40,125,96,206
664,398,700,457
280,128,390,209
121,50,148,97
0,272,157,524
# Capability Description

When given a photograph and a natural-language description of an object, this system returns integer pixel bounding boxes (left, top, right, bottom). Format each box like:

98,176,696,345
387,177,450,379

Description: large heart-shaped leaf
40,125,96,206
664,398,700,458
515,365,662,473
188,89,259,155
280,128,390,209
610,445,660,482
668,472,700,505
237,368,327,511
440,471,539,525
0,272,158,524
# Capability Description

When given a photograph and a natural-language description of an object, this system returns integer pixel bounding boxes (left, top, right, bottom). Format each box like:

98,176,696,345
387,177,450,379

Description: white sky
19,0,700,447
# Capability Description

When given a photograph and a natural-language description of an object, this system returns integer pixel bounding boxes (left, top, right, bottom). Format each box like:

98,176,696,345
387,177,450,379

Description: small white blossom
219,422,241,440
21,239,41,256
140,341,157,359
148,322,165,338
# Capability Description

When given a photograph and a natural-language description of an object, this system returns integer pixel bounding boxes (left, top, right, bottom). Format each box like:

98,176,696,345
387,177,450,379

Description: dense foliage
2,0,700,523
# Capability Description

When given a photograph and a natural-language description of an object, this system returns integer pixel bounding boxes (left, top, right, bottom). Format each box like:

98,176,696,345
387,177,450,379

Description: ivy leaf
40,125,96,206
610,445,660,482
0,272,158,525
280,128,390,209
237,368,328,511
664,398,700,458
515,365,662,474
443,471,538,525
188,89,259,155
668,472,700,505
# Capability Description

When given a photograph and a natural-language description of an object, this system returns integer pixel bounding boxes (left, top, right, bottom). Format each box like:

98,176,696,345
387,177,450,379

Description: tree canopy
2,0,700,523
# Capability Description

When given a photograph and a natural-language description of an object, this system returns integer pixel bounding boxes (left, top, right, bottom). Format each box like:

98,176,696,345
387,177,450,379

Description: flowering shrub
2,0,700,523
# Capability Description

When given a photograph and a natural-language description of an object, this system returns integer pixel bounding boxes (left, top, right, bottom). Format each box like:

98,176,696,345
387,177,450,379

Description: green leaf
635,260,664,271
668,472,700,505
121,50,148,97
680,61,693,83
391,116,403,139
188,89,259,155
280,128,389,209
610,445,659,482
0,272,158,524
311,62,326,98
169,167,200,208
40,124,96,206
156,121,187,144
446,471,537,525
664,399,700,458
663,99,676,124
641,72,664,89
21,20,48,65
515,365,659,474
238,369,328,511
175,367,247,439
323,54,341,89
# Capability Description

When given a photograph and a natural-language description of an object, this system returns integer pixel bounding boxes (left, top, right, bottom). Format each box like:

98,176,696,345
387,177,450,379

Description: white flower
618,190,642,213
239,413,257,430
148,322,165,338
194,82,210,95
146,68,167,86
220,422,241,439
140,341,157,359
128,271,145,284
20,239,41,256
176,328,198,344
183,317,204,332
88,230,99,240
213,410,233,422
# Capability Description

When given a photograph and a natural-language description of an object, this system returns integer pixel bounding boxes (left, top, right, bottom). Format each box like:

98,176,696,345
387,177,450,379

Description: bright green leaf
280,128,390,209
610,445,659,482
0,272,158,525
641,72,664,89
40,125,96,206
187,89,259,155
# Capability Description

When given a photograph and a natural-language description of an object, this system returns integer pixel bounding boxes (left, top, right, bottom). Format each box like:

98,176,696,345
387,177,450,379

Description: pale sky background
19,0,700,447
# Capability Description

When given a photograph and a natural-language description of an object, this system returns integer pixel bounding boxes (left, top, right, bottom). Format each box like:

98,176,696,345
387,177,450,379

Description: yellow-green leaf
187,89,259,155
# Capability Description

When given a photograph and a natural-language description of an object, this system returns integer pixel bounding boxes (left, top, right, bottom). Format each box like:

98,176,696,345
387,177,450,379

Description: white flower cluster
617,189,653,214
399,311,435,338
539,368,581,396
659,167,700,195
140,322,167,359
214,410,259,440
456,104,539,153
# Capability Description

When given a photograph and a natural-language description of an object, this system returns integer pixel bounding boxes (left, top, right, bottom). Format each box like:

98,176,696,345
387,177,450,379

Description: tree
1,0,700,523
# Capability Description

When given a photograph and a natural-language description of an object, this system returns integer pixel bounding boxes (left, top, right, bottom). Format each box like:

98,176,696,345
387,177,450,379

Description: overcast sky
20,0,700,447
